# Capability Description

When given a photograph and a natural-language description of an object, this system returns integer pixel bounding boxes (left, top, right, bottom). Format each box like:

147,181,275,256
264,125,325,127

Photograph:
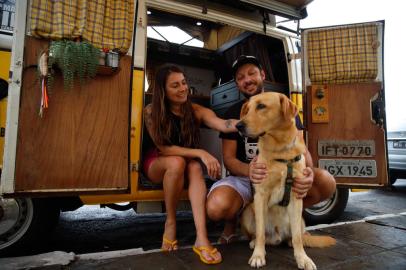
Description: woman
143,65,238,265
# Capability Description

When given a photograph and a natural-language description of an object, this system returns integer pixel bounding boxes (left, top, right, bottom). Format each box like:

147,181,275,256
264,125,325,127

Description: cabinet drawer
211,87,240,107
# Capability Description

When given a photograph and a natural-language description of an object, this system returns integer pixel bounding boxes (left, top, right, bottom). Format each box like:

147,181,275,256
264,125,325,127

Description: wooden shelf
97,65,120,76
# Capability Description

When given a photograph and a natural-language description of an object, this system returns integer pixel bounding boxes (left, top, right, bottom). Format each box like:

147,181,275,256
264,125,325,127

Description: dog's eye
256,103,266,110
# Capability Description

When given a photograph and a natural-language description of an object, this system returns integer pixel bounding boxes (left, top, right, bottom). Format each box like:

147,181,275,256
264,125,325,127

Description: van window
0,0,15,34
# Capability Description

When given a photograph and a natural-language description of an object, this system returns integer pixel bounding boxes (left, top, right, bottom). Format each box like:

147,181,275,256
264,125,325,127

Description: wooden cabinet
210,81,244,117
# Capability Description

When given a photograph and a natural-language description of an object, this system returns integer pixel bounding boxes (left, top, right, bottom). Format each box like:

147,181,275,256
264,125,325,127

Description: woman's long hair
151,65,200,148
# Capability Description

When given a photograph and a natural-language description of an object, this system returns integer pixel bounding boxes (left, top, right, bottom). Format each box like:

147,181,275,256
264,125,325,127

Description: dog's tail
302,233,336,248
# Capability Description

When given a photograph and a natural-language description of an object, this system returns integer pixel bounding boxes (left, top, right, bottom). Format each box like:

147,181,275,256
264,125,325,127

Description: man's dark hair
231,55,263,78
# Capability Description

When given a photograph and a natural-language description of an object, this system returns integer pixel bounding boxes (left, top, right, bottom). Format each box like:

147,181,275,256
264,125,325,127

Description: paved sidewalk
2,214,406,270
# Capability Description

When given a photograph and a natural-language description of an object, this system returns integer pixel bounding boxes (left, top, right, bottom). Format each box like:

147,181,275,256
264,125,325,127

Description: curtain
307,23,379,84
30,0,134,53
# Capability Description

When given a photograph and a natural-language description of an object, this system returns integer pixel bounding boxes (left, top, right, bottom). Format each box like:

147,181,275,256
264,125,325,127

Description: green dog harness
275,155,302,207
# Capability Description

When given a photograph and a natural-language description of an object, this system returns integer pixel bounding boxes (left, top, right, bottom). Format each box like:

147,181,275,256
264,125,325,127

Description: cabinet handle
222,94,227,99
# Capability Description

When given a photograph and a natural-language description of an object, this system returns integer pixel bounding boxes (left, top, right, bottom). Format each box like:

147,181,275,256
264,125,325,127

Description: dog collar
275,155,302,207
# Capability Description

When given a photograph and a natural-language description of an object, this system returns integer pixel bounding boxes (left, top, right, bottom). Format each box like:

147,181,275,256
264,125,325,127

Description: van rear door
302,21,388,187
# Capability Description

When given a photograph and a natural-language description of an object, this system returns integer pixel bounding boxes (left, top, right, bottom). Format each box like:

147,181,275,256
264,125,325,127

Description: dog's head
236,92,298,138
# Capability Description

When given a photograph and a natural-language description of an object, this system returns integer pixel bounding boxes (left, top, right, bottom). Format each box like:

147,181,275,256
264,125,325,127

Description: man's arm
292,146,314,198
222,139,249,177
304,147,314,167
223,138,268,183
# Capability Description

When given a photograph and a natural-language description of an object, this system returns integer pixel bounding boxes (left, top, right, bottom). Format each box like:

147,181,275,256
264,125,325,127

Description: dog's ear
280,94,298,120
240,101,249,119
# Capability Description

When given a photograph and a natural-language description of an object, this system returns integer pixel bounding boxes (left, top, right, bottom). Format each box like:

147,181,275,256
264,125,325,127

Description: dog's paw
296,255,316,270
248,251,266,268
249,239,255,249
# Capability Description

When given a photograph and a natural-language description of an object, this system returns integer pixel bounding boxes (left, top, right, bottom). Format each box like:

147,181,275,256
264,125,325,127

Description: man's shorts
207,176,253,208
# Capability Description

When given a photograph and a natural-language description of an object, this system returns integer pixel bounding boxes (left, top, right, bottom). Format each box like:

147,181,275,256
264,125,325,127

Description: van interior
139,8,291,189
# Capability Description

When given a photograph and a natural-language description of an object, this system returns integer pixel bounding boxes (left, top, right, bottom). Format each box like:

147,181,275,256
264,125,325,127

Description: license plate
319,159,377,178
318,140,375,157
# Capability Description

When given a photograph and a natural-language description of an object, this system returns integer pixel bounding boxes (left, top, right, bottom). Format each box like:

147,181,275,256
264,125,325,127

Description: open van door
302,21,387,223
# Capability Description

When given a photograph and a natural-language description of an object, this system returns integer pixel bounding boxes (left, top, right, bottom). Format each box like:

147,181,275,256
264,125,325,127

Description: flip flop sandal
192,246,222,265
217,233,239,244
162,236,178,251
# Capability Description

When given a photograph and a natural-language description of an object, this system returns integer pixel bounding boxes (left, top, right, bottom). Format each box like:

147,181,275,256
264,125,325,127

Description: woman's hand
292,167,314,199
249,156,268,184
199,150,221,179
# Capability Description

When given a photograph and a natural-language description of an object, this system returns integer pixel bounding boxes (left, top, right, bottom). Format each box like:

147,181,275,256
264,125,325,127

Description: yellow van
0,0,388,253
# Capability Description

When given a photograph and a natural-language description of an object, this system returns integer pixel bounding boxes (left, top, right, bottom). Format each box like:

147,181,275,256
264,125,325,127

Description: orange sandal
162,236,178,251
192,246,222,264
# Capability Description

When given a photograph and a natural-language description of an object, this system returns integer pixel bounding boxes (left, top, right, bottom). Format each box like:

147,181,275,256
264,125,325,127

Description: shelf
97,65,120,76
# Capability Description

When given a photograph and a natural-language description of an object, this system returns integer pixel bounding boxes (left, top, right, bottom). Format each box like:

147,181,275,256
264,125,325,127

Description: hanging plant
37,40,100,116
47,40,100,90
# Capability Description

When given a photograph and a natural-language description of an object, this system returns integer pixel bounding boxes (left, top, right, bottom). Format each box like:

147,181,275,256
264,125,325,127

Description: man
206,55,336,243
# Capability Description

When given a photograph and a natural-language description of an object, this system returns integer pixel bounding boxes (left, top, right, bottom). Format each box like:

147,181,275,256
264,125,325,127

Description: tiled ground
60,216,406,270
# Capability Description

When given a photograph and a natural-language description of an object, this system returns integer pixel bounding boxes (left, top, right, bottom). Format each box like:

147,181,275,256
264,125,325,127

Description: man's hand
292,167,314,199
249,156,267,184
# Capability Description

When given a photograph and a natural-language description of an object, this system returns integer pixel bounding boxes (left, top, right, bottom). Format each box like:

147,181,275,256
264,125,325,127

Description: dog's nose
236,121,246,132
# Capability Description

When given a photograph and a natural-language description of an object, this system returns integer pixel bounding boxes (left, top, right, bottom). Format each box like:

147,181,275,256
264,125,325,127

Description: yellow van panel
0,50,11,169
0,50,11,80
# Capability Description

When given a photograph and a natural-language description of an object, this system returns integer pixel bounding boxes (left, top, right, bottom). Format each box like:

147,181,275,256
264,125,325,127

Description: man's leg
303,168,336,208
207,186,242,242
206,177,252,242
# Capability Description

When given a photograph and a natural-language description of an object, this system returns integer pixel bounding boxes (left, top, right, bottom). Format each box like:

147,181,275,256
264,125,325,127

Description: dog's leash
275,155,302,207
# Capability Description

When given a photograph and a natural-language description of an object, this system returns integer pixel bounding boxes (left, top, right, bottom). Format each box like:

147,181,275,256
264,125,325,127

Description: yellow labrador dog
236,92,335,269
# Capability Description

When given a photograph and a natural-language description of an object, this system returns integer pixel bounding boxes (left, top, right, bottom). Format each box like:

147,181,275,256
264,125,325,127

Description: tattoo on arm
225,119,232,129
145,108,153,129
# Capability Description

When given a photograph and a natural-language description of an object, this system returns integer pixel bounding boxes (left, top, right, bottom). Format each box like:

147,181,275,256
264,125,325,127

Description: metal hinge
287,52,301,62
131,162,139,172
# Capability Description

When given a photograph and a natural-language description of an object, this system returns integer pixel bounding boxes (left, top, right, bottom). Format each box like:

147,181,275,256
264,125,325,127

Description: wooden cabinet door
14,37,131,193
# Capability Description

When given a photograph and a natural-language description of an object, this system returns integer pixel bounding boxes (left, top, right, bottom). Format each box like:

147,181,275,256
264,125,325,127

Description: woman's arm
143,105,220,178
192,103,238,133
159,145,220,179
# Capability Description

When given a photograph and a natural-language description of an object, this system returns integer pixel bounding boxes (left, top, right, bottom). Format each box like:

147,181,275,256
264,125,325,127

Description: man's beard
243,81,264,99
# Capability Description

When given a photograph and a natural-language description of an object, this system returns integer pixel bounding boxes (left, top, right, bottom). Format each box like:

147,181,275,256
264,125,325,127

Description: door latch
370,90,385,128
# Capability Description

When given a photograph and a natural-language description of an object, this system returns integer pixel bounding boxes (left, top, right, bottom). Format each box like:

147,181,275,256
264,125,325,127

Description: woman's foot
162,219,178,251
194,237,222,264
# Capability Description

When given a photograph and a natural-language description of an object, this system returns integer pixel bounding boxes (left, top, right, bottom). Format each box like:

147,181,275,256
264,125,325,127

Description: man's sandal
161,236,178,251
217,233,239,244
192,246,222,265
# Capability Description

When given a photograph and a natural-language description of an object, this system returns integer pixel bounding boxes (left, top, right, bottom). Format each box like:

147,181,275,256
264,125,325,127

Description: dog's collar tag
276,155,301,207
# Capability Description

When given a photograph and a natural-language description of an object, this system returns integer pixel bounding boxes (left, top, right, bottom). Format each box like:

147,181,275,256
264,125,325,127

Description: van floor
33,214,406,270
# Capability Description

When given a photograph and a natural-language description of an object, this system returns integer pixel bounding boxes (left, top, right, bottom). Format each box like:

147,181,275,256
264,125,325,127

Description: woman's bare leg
147,156,186,250
187,160,221,262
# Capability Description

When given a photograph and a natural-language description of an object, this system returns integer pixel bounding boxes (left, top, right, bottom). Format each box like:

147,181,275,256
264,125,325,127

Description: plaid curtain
30,0,134,53
307,23,379,84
